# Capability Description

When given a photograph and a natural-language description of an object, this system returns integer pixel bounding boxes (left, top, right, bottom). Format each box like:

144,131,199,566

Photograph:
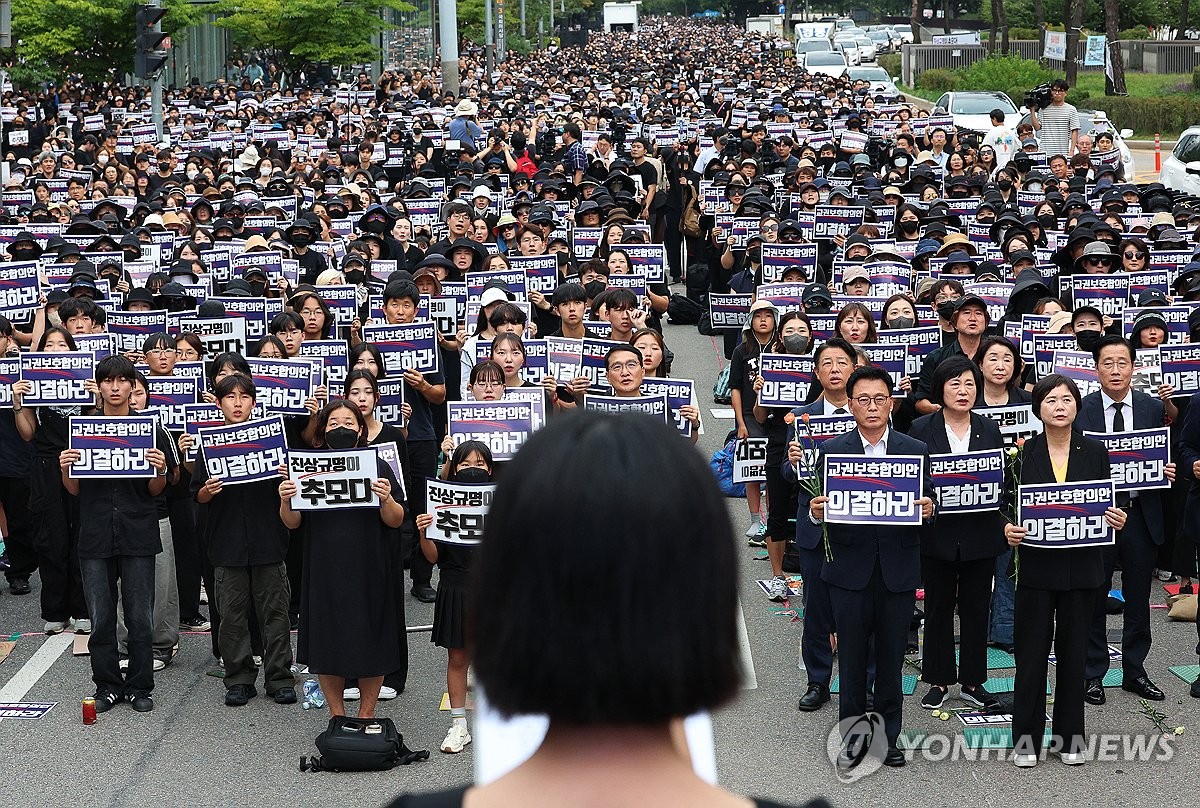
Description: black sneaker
920,685,948,709
272,686,297,704
960,683,1000,710
225,684,257,707
411,583,437,603
180,616,211,632
8,577,30,595
130,695,154,713
93,690,122,713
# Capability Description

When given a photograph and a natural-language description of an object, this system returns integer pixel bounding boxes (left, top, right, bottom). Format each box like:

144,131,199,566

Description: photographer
1029,79,1080,159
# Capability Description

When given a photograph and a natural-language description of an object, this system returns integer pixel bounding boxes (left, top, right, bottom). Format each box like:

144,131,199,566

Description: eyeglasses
1124,251,1146,260
608,360,642,372
852,395,891,408
472,380,504,388
146,348,177,356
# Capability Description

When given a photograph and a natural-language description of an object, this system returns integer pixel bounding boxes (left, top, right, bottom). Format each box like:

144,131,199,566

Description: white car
832,35,861,65
1079,111,1135,182
846,66,903,99
933,90,1022,133
803,50,849,78
1160,125,1200,194
854,35,877,62
892,23,914,43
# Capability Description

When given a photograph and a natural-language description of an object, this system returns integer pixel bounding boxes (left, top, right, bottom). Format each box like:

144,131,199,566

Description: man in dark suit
1175,390,1200,699
1076,335,1172,704
784,338,857,713
802,364,936,769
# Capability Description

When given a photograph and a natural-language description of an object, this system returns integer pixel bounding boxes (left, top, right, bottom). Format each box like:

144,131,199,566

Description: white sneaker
72,618,92,634
744,518,760,538
44,620,68,635
290,663,309,675
441,723,472,754
1059,752,1086,766
766,576,788,602
343,687,361,701
252,655,262,668
1013,754,1038,768
152,658,166,672
378,686,398,700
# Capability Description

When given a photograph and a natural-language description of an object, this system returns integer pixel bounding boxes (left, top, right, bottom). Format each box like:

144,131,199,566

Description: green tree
5,0,199,83
211,0,415,79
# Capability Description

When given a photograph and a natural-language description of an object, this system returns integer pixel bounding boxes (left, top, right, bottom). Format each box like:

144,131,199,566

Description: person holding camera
1029,79,1080,160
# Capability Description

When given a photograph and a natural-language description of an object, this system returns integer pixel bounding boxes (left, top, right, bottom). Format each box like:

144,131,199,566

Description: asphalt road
1,311,1199,807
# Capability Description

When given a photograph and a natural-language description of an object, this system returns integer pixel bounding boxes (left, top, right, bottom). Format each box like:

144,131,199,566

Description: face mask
782,334,809,354
259,166,271,176
290,233,312,247
748,246,761,263
248,280,267,296
899,220,920,236
977,213,995,224
324,426,360,450
936,300,957,321
9,247,36,261
186,167,199,180
48,310,62,327
1038,214,1057,232
98,154,109,165
1074,168,1088,177
1075,329,1103,352
996,179,1013,192
344,268,366,284
584,279,607,299
887,315,916,329
453,466,491,484
362,217,387,234
949,190,968,199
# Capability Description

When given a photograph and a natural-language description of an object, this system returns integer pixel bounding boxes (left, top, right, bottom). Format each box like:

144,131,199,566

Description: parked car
802,50,849,78
854,35,877,62
867,30,895,53
933,90,1022,133
892,23,914,43
846,66,903,98
1160,126,1200,194
832,34,862,65
795,38,834,58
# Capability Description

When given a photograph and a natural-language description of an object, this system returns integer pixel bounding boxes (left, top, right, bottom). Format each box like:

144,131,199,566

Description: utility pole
135,2,169,139
521,0,526,37
485,0,495,79
437,0,459,96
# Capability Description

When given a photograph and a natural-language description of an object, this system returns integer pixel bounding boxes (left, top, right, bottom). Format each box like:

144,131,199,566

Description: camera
1024,83,1053,111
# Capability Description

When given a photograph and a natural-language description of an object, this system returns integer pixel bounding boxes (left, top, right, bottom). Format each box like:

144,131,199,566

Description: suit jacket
785,399,849,551
1176,391,1200,543
1015,431,1111,591
908,410,1007,562
1074,389,1165,544
803,428,936,594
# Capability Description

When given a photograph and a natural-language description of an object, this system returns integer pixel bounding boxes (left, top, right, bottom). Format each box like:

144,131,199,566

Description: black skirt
432,571,468,649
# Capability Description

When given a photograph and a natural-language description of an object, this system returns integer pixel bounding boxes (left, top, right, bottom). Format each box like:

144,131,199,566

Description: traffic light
135,4,168,79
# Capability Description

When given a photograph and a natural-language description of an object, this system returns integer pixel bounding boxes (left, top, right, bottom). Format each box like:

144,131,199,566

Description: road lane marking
736,598,758,689
0,633,72,705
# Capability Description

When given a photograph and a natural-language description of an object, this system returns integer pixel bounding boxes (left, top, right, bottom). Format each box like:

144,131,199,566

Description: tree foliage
211,0,416,76
5,0,200,83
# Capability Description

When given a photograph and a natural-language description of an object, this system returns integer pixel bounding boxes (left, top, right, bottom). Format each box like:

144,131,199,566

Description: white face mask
97,154,109,165
259,166,271,176
186,167,199,180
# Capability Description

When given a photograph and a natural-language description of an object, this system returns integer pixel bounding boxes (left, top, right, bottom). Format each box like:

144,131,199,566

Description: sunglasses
1084,257,1113,266
1124,251,1146,260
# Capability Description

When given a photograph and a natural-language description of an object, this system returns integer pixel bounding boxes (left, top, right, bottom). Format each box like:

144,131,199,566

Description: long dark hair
310,399,367,448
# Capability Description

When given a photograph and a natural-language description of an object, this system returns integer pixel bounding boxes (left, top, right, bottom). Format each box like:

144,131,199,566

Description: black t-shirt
389,787,827,808
33,405,78,458
192,451,289,567
296,248,329,285
728,341,764,417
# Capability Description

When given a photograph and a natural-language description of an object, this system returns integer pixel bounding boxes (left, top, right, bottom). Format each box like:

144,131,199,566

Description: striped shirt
1036,102,1080,158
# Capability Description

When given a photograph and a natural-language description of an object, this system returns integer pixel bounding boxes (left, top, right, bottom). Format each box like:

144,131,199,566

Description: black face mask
936,300,958,321
887,316,916,329
324,426,360,450
362,216,388,234
123,247,142,261
9,247,37,261
247,280,268,296
747,246,761,263
344,268,366,284
1038,214,1057,232
782,334,809,354
290,233,312,247
949,190,968,199
899,220,920,236
584,279,607,299
996,179,1013,192
453,466,491,484
1075,329,1103,353
976,213,995,224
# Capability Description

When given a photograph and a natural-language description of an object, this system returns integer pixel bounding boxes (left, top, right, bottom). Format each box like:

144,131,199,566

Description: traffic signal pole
135,2,168,139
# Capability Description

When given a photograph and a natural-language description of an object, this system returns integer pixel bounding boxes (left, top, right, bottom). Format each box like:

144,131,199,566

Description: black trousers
1013,585,1098,756
29,456,85,622
920,554,995,687
0,474,37,583
404,440,438,589
797,544,834,686
169,491,212,623
81,555,155,698
215,563,293,693
828,559,914,747
1084,504,1157,680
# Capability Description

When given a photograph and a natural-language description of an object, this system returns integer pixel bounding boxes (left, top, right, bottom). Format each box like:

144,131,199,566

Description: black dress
296,458,403,678
431,542,474,649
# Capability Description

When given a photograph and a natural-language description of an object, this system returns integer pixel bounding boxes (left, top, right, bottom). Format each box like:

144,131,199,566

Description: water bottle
301,679,325,710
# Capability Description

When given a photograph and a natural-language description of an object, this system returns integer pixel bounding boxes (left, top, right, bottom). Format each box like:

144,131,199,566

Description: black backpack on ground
667,293,703,325
300,715,429,772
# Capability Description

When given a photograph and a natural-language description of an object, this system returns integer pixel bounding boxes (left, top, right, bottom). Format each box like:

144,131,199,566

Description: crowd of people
0,13,1197,782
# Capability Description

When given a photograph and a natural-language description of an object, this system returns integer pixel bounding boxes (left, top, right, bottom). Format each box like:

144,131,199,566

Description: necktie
833,407,847,415
1111,401,1125,433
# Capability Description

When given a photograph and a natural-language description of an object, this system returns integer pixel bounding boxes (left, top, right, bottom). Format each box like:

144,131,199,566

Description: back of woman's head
473,411,741,725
